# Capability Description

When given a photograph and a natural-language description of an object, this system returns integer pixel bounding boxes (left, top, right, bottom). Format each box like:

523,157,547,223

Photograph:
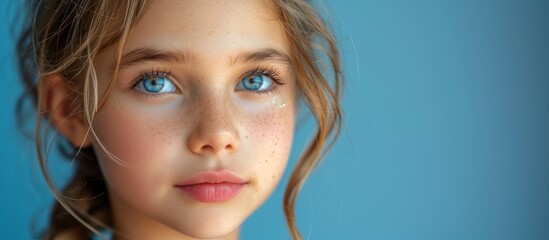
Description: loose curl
17,0,342,239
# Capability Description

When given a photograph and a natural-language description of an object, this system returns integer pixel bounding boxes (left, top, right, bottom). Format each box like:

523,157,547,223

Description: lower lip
177,183,246,202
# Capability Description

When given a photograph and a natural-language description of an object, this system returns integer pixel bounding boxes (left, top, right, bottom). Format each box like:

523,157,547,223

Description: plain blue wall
1,0,548,239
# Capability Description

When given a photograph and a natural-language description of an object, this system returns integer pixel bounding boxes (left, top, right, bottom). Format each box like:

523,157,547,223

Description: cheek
89,102,184,200
91,103,182,166
244,102,295,192
250,109,293,161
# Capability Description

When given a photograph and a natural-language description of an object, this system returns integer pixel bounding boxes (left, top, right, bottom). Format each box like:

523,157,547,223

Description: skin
85,0,296,239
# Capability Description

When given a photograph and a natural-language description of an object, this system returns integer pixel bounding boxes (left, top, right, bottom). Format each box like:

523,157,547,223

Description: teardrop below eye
238,74,273,92
271,95,286,108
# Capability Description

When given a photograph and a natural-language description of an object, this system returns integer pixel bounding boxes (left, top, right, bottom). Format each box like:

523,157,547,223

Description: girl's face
91,0,295,239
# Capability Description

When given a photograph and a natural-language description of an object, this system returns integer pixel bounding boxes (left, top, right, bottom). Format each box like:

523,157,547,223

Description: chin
165,211,244,239
181,225,240,240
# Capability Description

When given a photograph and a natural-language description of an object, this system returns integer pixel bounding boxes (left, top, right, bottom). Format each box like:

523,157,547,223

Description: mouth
175,170,247,202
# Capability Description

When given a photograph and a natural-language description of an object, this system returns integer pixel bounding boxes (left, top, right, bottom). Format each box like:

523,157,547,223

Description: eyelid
242,66,285,86
133,68,173,87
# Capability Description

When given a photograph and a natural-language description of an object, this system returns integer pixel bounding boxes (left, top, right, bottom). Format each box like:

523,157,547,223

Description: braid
43,148,111,240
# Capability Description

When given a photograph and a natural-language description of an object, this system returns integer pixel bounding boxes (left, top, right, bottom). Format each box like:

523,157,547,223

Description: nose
186,99,240,156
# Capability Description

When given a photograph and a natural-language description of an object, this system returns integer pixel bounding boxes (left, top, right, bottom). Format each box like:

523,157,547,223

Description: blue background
1,0,548,239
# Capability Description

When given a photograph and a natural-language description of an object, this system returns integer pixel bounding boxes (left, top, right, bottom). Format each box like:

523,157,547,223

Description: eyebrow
119,47,291,69
119,48,199,68
229,48,291,67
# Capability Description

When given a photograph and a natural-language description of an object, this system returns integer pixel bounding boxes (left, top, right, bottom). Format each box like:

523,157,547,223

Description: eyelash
239,66,285,95
131,66,285,98
130,68,174,99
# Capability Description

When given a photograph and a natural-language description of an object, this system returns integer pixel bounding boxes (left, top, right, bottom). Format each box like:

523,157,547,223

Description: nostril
201,145,214,152
198,144,234,153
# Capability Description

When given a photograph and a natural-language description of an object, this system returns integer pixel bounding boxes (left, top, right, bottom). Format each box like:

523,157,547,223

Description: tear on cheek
271,95,286,108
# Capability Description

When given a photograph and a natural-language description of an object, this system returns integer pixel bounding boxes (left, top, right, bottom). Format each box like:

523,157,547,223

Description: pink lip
175,170,247,202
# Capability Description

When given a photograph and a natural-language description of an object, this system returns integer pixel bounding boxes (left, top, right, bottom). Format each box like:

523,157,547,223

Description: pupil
242,75,263,91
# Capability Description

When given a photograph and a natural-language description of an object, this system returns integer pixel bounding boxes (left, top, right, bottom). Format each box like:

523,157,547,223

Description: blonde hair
17,0,342,239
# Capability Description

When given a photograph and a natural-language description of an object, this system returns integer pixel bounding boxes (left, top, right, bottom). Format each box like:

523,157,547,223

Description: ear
43,74,92,148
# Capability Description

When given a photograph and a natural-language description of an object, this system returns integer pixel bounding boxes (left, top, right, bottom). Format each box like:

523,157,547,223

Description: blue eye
237,74,273,92
135,76,176,94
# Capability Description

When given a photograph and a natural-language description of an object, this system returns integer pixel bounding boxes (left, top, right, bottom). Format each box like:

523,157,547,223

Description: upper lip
176,170,247,186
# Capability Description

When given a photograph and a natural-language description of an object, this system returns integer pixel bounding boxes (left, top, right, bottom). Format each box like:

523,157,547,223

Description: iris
137,77,176,93
239,74,273,92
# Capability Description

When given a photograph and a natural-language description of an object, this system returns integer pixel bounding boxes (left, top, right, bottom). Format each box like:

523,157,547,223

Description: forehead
124,0,289,61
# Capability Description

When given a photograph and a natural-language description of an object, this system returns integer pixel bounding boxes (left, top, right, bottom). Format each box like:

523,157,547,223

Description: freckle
265,159,268,163
272,175,275,179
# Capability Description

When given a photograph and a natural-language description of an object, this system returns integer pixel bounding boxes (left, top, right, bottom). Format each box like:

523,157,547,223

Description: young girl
18,0,342,239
